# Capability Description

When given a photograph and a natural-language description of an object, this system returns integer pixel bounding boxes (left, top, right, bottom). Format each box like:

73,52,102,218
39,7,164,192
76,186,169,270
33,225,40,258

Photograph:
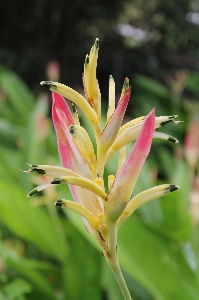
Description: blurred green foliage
1,1,199,298
1,0,199,93
0,65,199,300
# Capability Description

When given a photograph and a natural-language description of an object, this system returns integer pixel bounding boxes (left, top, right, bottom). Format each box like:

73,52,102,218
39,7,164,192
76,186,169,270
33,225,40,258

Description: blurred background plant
0,0,199,299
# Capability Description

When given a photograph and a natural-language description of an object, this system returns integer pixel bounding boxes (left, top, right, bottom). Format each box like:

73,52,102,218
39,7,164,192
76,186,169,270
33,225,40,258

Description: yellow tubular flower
69,124,96,174
107,75,115,122
83,39,101,122
117,184,180,228
28,176,107,199
55,199,100,229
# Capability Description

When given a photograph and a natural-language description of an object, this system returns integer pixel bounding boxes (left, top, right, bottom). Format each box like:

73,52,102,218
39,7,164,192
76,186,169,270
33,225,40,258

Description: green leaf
0,67,34,120
1,242,62,299
186,72,199,97
2,279,32,300
24,96,50,163
61,221,102,300
0,179,68,262
0,291,7,300
160,160,192,240
134,75,170,100
118,215,199,300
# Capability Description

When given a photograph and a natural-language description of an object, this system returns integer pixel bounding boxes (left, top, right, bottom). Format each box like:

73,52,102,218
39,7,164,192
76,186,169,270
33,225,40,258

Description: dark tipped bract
69,125,75,134
85,55,89,66
160,120,173,127
40,81,57,89
55,199,63,206
28,189,38,197
94,38,99,49
72,103,76,113
165,184,179,193
168,136,177,143
169,184,179,192
51,178,62,184
160,115,178,127
168,115,178,119
32,167,45,175
123,77,129,91
26,164,46,175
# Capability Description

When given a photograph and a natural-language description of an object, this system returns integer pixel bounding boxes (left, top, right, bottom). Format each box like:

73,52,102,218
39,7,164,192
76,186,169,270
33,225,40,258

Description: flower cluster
25,39,180,299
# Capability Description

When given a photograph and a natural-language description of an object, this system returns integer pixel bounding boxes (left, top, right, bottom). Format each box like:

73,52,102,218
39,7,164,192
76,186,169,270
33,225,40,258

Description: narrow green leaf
0,179,68,262
118,215,199,300
62,221,102,300
0,67,34,119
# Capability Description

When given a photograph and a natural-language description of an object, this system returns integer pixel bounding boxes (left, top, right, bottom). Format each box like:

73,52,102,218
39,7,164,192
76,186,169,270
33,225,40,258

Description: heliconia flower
25,39,180,300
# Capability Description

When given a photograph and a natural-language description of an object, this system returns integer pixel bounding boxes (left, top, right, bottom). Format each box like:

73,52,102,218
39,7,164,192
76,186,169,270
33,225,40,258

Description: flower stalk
104,220,132,300
25,39,180,299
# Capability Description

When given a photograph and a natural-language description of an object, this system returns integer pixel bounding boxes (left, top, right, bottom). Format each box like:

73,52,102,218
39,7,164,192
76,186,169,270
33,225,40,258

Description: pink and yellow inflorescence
25,39,180,299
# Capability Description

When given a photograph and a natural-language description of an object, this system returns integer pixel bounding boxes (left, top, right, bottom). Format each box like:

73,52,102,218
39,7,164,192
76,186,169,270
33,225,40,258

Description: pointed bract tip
85,55,89,65
26,163,38,168
149,107,155,118
168,136,179,143
69,125,75,134
123,77,129,90
169,184,180,192
54,199,63,206
173,120,183,125
40,81,57,89
160,120,173,127
26,164,45,175
169,115,178,119
161,116,180,127
95,38,99,48
33,168,45,175
51,178,62,184
26,163,33,167
27,189,38,197
72,102,76,113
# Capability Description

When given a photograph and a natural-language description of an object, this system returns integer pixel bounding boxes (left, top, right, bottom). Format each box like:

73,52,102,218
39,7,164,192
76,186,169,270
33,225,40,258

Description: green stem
105,221,132,300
